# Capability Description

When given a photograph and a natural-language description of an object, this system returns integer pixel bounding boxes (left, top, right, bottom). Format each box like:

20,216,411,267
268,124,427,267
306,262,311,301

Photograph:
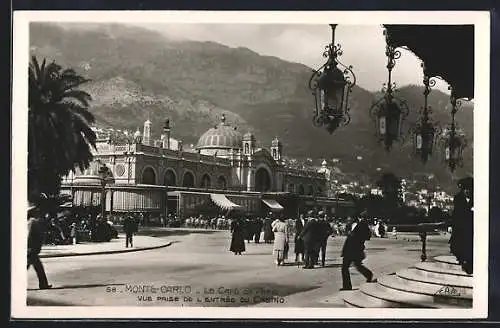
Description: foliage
28,56,96,202
358,193,385,218
376,172,402,205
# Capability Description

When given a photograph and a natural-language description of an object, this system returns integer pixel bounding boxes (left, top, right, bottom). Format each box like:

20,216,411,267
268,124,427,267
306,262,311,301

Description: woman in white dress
271,217,289,266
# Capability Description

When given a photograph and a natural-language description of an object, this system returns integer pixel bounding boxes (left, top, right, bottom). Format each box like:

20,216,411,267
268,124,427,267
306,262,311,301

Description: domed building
196,114,243,158
62,115,355,220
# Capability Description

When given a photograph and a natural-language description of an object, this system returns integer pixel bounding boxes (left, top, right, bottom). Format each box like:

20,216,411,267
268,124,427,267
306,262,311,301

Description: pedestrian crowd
227,210,388,290
35,211,119,246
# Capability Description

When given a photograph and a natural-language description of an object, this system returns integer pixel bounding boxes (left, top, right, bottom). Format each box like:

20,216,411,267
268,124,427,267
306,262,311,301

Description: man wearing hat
449,176,473,274
299,210,322,269
317,211,334,267
263,212,274,244
294,213,307,263
27,202,52,289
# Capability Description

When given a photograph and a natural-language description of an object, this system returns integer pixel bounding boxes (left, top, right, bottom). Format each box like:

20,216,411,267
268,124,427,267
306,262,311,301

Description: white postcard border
11,10,490,319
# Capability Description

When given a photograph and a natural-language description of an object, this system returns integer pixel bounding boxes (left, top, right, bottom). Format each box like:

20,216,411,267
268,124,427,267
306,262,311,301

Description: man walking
27,204,52,289
340,219,375,290
123,214,136,248
317,211,334,267
299,210,321,269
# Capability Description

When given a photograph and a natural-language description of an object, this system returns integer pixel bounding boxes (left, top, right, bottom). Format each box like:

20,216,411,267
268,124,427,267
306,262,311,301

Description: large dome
196,115,243,150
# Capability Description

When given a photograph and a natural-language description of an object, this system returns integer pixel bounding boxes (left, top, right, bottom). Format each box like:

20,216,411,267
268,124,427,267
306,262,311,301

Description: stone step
434,255,460,265
378,274,473,305
428,260,466,271
415,261,472,277
359,282,468,309
343,289,409,308
397,268,473,289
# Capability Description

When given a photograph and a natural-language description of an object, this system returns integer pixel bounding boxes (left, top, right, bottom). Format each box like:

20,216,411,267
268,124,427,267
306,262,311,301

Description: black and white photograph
11,11,489,319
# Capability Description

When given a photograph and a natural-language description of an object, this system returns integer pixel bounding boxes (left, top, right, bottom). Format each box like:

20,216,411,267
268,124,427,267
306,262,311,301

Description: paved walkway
27,230,452,308
39,234,171,258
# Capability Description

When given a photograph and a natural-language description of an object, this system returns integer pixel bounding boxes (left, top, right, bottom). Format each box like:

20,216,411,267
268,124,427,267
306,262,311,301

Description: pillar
247,163,255,192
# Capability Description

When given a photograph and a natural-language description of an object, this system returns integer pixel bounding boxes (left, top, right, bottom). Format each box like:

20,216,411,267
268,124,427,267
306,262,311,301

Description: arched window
217,176,227,190
141,167,156,185
182,171,195,188
200,174,211,189
255,167,271,192
164,170,176,186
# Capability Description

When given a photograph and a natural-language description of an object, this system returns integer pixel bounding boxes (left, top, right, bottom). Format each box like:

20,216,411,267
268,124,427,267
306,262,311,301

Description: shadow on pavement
27,298,75,306
27,283,125,291
131,229,218,238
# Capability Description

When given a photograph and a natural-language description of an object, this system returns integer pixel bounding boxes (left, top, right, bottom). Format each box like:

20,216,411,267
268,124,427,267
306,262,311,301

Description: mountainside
29,23,474,191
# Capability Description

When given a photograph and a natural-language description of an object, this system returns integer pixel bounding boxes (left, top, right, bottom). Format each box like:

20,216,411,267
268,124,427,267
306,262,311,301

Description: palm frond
28,56,96,196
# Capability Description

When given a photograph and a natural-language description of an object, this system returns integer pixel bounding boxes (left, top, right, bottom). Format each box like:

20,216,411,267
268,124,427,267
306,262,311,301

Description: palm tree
28,56,97,203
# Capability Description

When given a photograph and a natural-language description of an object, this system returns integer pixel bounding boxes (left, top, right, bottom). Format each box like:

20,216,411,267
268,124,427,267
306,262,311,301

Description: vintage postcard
11,10,489,319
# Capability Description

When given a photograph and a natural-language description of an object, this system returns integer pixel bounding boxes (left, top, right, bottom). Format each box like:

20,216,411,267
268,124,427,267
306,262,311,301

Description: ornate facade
61,115,354,218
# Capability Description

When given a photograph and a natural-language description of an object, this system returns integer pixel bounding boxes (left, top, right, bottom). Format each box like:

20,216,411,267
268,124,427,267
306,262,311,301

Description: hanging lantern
439,89,468,172
410,63,441,164
370,29,409,150
309,24,356,134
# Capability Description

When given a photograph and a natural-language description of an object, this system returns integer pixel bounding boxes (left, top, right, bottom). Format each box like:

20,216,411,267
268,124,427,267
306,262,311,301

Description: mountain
28,23,474,192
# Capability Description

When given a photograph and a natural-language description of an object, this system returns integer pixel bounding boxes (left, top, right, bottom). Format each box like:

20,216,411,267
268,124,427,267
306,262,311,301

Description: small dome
134,129,142,138
243,132,255,141
271,136,281,147
196,116,243,150
322,160,328,166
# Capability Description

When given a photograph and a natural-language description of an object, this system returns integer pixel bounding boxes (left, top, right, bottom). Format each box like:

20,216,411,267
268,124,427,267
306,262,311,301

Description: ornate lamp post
439,88,468,172
410,63,440,164
309,24,356,134
97,161,113,222
370,29,409,151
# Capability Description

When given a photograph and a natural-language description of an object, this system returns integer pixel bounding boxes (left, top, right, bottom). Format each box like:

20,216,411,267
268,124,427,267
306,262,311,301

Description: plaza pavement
27,229,451,308
39,234,172,258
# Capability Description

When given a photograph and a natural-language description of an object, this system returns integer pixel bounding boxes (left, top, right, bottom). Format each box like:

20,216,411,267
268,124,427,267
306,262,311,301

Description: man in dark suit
27,204,52,289
123,214,136,248
299,210,322,269
294,213,307,263
449,177,473,274
317,211,334,267
340,219,375,290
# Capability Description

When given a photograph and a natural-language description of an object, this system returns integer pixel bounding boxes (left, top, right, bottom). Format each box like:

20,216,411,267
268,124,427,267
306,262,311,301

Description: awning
262,199,284,212
210,194,242,210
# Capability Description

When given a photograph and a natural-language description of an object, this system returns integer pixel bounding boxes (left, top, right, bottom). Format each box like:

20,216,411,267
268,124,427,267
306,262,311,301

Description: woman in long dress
271,217,289,266
229,217,246,255
262,216,273,244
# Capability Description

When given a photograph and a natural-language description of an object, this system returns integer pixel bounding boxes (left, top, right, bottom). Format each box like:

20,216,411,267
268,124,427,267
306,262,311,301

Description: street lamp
309,24,356,134
439,88,468,172
97,161,113,222
370,29,409,151
410,63,441,164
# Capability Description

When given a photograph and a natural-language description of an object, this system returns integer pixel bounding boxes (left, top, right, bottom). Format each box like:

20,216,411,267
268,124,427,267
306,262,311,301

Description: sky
132,23,452,93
